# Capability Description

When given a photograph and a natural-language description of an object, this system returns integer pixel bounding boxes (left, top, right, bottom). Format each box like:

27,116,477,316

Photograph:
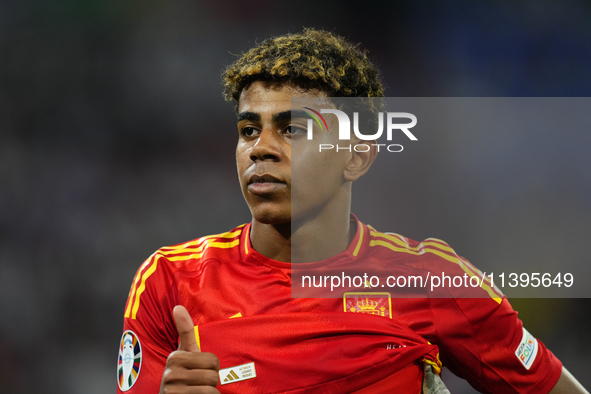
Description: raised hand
160,305,220,394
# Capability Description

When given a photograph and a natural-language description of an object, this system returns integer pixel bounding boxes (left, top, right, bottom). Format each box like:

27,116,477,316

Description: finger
173,305,201,353
162,364,220,386
166,350,220,371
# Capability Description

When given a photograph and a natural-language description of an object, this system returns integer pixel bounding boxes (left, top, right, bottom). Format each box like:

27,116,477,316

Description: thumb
173,305,201,353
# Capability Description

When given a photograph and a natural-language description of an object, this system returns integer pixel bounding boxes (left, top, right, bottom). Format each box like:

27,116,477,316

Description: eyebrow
236,111,260,123
236,109,310,123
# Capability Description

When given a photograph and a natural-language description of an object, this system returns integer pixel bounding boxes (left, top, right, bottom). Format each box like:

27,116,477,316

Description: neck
249,188,355,263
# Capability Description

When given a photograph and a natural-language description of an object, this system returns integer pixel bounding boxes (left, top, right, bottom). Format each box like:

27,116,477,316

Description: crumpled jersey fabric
196,311,442,393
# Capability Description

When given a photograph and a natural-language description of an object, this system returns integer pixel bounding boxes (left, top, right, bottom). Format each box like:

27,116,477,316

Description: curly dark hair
222,28,384,102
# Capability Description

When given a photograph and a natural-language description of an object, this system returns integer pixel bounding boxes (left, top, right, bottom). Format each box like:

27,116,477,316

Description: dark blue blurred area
1,1,590,392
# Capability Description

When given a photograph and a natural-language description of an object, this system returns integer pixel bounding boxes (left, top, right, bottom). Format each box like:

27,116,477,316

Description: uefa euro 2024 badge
118,330,142,391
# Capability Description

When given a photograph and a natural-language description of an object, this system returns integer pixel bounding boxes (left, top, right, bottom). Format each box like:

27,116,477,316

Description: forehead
237,81,329,115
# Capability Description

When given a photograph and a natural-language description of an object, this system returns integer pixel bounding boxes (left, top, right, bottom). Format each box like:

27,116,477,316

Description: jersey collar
241,213,369,270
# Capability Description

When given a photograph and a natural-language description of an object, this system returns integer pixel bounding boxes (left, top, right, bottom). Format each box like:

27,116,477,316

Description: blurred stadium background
1,0,590,392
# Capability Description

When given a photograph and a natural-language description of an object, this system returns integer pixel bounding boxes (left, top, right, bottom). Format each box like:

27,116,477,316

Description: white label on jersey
219,362,257,385
515,327,538,370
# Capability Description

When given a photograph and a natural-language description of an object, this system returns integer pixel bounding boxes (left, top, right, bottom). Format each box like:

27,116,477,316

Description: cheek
235,145,249,177
291,146,347,197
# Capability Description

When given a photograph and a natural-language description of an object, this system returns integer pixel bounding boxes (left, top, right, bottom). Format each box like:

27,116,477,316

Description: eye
284,125,306,137
241,127,259,137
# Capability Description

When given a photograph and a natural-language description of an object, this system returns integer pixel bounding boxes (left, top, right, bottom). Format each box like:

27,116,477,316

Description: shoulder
366,224,464,267
364,223,504,301
146,223,247,278
153,223,247,269
123,223,248,320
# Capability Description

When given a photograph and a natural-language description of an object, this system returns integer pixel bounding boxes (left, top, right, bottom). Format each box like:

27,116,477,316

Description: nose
250,129,282,162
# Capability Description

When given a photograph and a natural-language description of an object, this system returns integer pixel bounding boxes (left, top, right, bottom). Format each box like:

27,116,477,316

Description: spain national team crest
344,292,392,318
118,330,142,391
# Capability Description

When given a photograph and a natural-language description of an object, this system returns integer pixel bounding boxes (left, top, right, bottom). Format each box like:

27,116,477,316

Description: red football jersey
118,216,562,393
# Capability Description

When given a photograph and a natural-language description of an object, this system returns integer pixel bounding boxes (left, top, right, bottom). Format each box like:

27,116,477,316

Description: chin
250,206,291,225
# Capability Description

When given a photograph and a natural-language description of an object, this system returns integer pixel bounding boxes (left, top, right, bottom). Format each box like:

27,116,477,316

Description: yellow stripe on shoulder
370,231,459,257
369,231,421,253
158,227,244,258
369,230,503,303
129,254,161,319
159,226,245,253
422,238,457,254
124,254,156,318
164,238,241,262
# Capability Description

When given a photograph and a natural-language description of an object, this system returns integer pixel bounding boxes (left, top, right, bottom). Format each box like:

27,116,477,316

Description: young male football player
118,28,588,394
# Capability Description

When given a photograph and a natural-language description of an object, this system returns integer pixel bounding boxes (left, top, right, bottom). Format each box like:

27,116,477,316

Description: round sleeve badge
117,330,142,391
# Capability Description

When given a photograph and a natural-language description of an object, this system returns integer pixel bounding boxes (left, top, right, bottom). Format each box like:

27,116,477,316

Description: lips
248,174,283,184
247,174,286,194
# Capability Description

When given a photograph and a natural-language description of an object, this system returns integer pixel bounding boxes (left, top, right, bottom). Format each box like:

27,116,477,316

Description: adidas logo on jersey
224,369,239,382
219,362,257,385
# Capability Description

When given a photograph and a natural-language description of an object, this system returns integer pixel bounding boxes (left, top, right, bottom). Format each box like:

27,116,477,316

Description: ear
343,140,378,182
